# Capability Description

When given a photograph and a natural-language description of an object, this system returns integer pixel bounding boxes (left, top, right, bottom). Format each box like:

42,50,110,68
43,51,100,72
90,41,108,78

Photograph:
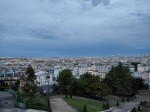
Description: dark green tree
121,98,125,102
78,73,109,97
65,94,68,98
70,93,72,98
57,69,74,95
117,101,119,106
22,65,37,101
102,103,106,109
131,107,136,112
131,62,139,72
143,100,147,105
12,80,20,91
83,105,87,112
78,73,93,95
104,63,135,96
137,105,141,111
140,101,143,105
127,98,130,102
106,102,109,109
132,78,146,93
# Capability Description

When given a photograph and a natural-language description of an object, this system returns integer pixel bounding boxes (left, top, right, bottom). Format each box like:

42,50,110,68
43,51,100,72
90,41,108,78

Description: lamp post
46,74,52,112
145,71,150,91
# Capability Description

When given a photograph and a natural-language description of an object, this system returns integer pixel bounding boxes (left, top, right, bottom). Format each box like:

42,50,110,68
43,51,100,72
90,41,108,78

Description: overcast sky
0,0,150,57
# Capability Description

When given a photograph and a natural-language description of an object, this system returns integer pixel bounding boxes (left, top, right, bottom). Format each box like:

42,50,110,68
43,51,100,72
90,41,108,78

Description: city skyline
0,0,150,57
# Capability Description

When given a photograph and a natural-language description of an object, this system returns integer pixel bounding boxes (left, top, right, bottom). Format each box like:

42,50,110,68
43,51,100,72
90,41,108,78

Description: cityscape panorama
0,0,150,112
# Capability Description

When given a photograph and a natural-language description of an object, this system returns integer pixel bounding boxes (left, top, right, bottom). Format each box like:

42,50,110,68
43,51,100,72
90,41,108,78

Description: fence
5,88,26,109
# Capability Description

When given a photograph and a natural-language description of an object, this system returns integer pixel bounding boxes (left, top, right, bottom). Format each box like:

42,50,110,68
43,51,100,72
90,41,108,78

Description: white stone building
35,70,53,86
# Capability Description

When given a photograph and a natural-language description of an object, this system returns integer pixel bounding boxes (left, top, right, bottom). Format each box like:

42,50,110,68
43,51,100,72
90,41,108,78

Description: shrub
106,102,109,109
137,105,141,111
65,94,68,98
127,98,130,102
102,103,106,109
140,101,143,105
131,107,136,112
142,100,147,105
83,105,87,112
117,101,119,106
121,98,125,102
70,94,72,98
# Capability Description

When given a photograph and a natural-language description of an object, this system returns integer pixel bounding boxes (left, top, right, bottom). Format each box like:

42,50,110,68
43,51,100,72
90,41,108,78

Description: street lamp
148,72,150,91
46,73,52,112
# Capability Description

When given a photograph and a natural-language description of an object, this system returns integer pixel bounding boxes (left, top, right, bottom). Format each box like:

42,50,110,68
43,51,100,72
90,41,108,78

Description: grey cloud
0,0,150,57
92,0,102,6
130,13,150,24
92,0,110,6
29,28,62,40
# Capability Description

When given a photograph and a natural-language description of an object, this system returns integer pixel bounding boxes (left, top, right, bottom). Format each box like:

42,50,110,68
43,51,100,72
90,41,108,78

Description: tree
106,102,109,109
127,98,130,102
83,105,87,112
78,73,109,97
131,62,139,72
57,69,74,95
103,103,106,109
131,107,136,112
78,73,93,95
104,63,135,96
132,78,147,93
22,65,37,101
137,105,141,111
140,101,143,105
12,80,20,91
121,98,125,102
117,101,119,106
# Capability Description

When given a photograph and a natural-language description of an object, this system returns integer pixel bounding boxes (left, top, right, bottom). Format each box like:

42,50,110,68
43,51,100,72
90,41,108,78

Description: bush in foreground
131,107,136,112
137,105,141,111
106,102,109,109
117,101,119,106
16,92,48,111
83,105,87,112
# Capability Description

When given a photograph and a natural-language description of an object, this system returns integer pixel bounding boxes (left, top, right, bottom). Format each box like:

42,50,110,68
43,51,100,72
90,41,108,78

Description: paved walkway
0,91,46,112
109,95,150,112
50,96,77,112
0,108,47,112
0,91,18,112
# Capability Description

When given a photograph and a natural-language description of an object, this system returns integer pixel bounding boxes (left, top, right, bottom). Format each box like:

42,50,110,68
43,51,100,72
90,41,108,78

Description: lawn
64,97,104,112
17,92,48,111
144,102,150,108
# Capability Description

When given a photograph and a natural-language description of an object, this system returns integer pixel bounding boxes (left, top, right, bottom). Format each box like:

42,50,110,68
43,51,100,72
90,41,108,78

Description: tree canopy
57,69,74,94
22,65,37,101
131,62,140,72
104,63,135,96
77,73,109,97
132,77,149,93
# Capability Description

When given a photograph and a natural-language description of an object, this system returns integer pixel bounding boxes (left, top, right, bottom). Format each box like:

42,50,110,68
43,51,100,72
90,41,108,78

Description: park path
50,96,77,112
0,91,46,112
110,95,150,112
0,91,18,112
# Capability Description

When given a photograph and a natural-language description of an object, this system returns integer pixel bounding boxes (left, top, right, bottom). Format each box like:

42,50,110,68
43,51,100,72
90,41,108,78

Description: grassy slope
64,98,104,112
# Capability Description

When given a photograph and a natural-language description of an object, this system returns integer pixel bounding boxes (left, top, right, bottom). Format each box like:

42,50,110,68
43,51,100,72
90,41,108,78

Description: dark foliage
104,63,144,96
77,73,109,98
83,105,87,112
117,101,119,106
57,69,75,94
131,62,139,72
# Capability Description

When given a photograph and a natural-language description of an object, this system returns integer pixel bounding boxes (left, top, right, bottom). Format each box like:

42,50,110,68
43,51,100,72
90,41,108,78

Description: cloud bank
0,0,150,57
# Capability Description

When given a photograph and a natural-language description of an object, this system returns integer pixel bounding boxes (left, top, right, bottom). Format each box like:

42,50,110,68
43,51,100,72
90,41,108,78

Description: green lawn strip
16,92,48,111
64,98,104,112
144,102,150,108
27,95,48,111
